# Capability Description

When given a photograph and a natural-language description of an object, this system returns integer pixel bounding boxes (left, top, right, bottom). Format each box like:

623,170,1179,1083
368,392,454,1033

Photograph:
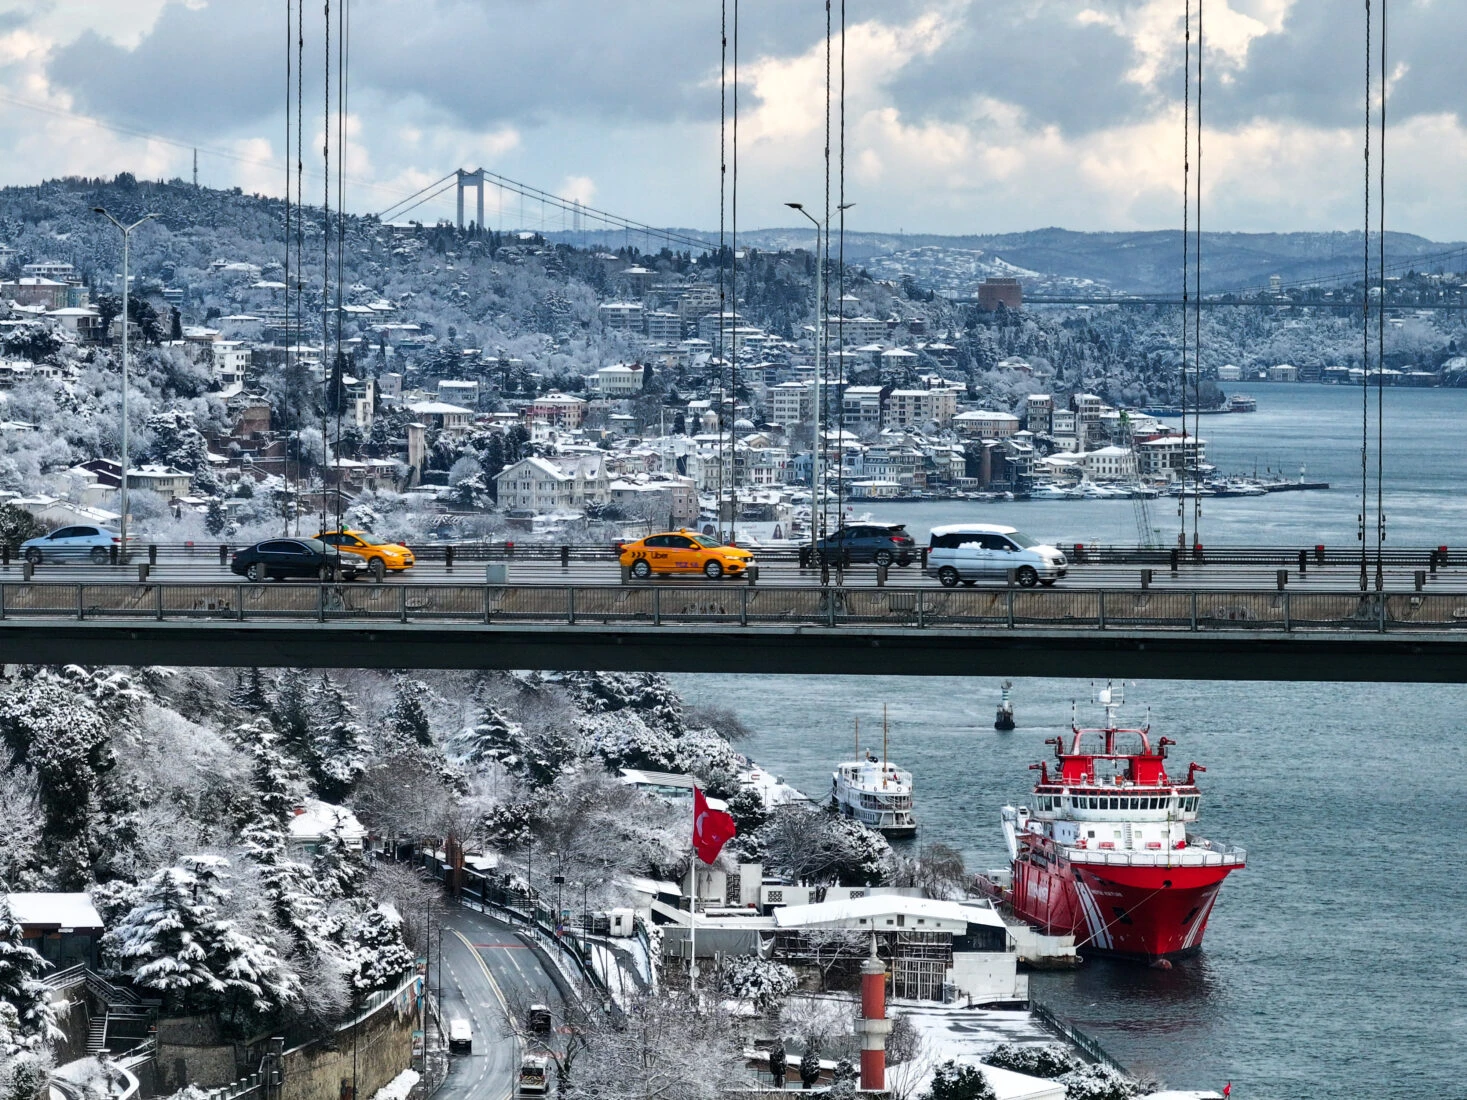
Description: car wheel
1017,565,1039,588
319,564,337,583
631,559,652,579
704,560,724,579
90,547,110,564
1040,578,1057,587
897,557,913,567
938,566,960,588
368,558,386,583
24,548,42,565
874,550,894,567
246,562,265,583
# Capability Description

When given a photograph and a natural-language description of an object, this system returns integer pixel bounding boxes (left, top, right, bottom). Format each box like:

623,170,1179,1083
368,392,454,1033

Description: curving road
437,907,565,1100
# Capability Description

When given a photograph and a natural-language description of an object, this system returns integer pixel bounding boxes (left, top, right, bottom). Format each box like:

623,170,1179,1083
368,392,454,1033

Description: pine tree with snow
271,669,313,765
237,732,324,952
308,675,369,802
453,702,522,769
103,855,299,1020
229,670,271,715
388,676,434,749
0,893,57,1050
204,499,227,536
346,905,414,997
799,1047,821,1090
924,1061,996,1100
312,826,365,902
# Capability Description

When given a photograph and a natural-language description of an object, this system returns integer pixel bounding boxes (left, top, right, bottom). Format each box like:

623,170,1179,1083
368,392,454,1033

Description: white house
1081,445,1135,481
494,456,574,512
407,400,475,433
589,363,645,397
952,409,1021,439
211,340,251,388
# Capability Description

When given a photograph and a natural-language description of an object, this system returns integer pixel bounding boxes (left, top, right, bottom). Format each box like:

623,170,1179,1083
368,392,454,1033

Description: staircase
86,1014,108,1056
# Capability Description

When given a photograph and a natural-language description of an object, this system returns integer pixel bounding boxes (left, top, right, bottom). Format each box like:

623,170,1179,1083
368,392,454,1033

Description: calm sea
674,384,1467,1099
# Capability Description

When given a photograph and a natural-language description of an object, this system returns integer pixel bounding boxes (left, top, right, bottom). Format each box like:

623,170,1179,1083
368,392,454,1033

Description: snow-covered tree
102,855,300,1021
0,894,57,1051
308,676,370,801
982,1044,1079,1079
452,702,523,770
1055,1064,1137,1100
0,1048,53,1100
0,671,125,888
229,670,271,715
346,905,414,997
388,676,434,749
271,669,313,765
714,956,796,1014
924,1061,996,1100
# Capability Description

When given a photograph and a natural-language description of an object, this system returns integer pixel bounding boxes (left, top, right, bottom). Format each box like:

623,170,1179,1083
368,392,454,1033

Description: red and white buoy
856,936,891,1091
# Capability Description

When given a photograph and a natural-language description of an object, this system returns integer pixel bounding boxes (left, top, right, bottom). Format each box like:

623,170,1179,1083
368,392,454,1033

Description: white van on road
925,524,1068,588
448,1018,472,1053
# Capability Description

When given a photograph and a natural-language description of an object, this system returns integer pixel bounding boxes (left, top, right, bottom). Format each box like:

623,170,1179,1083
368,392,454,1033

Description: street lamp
93,208,159,557
785,202,853,550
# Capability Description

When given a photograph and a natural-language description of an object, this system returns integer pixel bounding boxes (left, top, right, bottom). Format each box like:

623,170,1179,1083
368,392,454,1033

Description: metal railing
3,582,1467,635
3,540,1460,571
1029,998,1130,1076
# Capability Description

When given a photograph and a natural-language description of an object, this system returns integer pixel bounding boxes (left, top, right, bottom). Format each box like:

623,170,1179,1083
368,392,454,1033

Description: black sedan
229,538,358,582
798,523,917,568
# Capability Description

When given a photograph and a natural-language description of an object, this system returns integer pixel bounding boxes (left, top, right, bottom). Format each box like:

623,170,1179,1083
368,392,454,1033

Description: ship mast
882,704,889,789
854,717,859,760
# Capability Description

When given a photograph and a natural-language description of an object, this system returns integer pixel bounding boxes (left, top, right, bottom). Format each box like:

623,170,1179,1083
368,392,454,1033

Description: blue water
671,384,1467,1099
853,383,1467,549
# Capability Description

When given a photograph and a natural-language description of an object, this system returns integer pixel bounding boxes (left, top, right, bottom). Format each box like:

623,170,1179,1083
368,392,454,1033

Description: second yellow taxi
618,530,754,580
313,529,416,581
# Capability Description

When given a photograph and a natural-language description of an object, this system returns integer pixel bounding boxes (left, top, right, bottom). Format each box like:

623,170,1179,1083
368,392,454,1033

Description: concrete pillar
856,938,891,1091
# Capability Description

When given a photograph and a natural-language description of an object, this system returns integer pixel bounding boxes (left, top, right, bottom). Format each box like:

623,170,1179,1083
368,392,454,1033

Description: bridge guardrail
4,541,1458,572
3,582,1467,634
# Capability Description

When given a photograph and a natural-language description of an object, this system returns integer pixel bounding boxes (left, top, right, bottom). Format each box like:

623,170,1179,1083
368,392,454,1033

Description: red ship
997,686,1245,962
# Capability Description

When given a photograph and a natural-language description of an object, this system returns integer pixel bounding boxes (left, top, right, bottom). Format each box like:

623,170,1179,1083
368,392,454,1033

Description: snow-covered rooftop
287,799,367,844
7,892,104,931
772,894,1002,930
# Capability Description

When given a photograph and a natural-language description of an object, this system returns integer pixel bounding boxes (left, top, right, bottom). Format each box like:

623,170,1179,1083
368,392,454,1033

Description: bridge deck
2,582,1465,681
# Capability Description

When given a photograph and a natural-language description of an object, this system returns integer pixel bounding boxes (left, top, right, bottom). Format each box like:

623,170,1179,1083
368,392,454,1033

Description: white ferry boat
831,713,916,836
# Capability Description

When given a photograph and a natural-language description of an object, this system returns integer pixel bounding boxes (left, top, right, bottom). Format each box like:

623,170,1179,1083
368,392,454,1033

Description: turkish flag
693,786,737,864
1222,1084,1231,1098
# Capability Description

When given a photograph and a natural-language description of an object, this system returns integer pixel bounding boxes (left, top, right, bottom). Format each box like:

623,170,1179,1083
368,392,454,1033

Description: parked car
229,538,357,582
925,524,1067,588
448,1019,472,1053
20,525,123,565
312,529,415,581
798,523,916,568
617,530,755,580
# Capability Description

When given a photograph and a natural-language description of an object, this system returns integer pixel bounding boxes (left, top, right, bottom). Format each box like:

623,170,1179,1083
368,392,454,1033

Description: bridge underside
3,621,1464,682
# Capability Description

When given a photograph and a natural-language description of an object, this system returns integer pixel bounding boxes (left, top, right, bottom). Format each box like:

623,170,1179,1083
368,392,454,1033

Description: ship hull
1011,852,1240,961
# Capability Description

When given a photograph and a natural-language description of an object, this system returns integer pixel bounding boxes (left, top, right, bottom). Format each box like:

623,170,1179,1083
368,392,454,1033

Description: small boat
831,710,916,836
994,681,1016,731
1228,394,1258,413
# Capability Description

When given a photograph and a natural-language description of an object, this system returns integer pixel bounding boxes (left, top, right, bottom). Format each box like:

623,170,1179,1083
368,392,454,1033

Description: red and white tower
855,936,891,1091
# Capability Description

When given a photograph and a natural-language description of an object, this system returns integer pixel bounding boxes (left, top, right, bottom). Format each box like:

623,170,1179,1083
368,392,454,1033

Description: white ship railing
1067,844,1246,868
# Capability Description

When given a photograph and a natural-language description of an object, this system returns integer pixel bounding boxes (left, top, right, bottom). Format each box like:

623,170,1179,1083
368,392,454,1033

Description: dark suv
798,523,917,568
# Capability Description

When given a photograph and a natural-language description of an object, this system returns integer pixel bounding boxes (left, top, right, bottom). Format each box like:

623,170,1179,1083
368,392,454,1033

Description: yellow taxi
313,529,416,581
618,530,754,580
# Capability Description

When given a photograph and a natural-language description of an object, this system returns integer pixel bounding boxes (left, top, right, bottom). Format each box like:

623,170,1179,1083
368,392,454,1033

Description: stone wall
156,1016,238,1093
280,981,419,1100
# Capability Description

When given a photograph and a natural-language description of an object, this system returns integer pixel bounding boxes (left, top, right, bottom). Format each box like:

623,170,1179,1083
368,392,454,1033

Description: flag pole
689,835,698,993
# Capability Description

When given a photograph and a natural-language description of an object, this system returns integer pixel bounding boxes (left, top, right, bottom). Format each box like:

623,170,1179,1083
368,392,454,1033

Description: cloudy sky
1,0,1463,239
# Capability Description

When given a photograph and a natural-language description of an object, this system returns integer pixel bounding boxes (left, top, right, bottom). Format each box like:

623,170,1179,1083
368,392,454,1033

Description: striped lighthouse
855,936,892,1091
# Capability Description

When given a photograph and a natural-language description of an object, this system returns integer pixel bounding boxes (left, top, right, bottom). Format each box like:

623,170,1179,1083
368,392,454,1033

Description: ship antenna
854,716,859,760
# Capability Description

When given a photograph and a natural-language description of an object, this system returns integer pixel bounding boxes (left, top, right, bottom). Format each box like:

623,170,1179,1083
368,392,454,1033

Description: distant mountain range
560,226,1467,296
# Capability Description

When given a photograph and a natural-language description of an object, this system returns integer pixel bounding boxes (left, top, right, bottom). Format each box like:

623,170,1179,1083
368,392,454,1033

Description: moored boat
995,685,1244,961
831,711,917,836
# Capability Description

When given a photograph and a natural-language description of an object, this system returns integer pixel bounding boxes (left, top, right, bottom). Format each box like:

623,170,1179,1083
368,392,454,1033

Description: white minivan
926,524,1068,587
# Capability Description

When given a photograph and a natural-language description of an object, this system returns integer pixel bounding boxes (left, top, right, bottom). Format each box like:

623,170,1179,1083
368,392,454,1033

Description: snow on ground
369,1068,419,1100
893,998,1056,1063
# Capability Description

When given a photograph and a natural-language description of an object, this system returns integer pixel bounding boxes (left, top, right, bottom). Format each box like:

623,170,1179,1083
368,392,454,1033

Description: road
4,557,1462,591
436,906,565,1100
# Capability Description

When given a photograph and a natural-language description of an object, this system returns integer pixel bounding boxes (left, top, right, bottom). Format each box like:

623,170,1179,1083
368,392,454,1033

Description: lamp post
785,202,853,549
93,208,158,558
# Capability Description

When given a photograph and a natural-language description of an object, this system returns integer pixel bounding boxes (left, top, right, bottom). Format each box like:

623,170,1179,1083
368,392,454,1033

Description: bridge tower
455,168,485,231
